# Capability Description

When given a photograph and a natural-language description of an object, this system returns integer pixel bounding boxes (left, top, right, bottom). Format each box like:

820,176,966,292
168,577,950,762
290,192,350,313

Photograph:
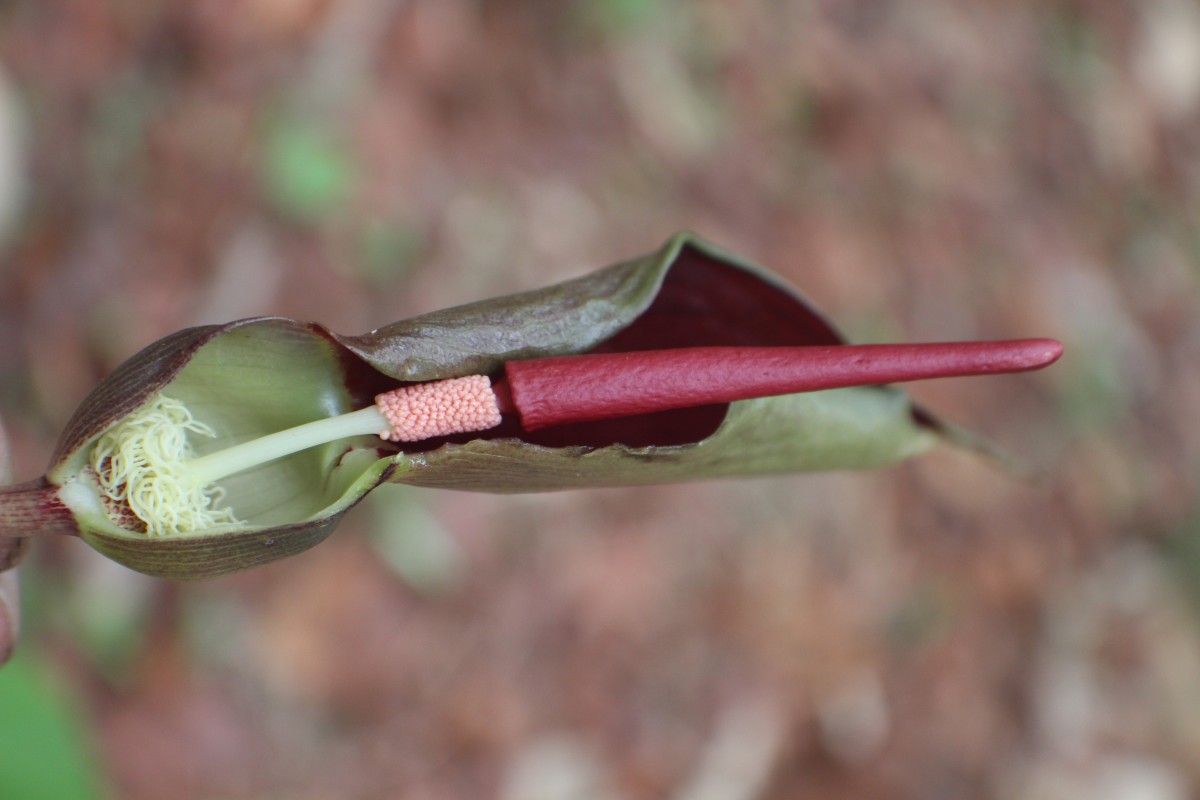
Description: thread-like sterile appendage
89,394,243,536
375,375,503,442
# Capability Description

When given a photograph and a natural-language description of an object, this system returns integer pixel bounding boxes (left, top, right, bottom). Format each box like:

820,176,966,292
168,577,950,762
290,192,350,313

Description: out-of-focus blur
0,2,1197,798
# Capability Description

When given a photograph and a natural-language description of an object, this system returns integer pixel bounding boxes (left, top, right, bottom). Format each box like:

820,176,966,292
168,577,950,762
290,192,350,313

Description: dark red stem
0,479,78,538
499,339,1063,431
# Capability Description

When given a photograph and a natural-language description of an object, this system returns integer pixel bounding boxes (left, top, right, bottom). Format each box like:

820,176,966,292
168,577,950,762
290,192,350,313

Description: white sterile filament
89,395,243,537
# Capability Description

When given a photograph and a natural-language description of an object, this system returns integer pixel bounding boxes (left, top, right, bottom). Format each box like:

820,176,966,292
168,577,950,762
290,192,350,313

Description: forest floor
1,2,1199,798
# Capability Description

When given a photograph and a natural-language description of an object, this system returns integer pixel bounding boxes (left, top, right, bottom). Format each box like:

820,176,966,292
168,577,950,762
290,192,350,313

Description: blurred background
0,1,1197,798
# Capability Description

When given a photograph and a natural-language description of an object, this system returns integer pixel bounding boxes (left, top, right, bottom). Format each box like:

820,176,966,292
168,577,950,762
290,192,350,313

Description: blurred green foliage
368,485,463,596
353,218,425,284
574,0,664,35
1162,508,1200,620
261,117,355,222
20,561,152,686
0,652,108,800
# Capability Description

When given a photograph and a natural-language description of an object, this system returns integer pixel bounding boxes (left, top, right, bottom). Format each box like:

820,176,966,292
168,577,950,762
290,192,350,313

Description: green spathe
43,233,947,579
52,320,391,578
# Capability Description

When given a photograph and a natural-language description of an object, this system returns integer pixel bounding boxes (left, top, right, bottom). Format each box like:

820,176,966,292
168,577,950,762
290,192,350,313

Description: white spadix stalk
187,406,390,486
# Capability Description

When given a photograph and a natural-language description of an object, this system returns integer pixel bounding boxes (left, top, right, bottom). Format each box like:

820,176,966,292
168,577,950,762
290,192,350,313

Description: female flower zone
0,233,1061,579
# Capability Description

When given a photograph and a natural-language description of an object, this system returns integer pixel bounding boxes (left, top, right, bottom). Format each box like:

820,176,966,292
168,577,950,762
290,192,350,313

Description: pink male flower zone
0,233,1061,579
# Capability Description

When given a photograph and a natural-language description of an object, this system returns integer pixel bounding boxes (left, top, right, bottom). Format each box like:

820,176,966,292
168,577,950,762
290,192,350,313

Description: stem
0,479,78,538
503,339,1064,430
188,405,391,485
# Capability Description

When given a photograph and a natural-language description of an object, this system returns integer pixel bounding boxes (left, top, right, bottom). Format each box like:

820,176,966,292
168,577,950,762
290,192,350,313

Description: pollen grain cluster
375,375,502,442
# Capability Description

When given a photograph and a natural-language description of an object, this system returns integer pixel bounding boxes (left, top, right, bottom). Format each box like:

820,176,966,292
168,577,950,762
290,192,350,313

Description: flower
0,233,1060,579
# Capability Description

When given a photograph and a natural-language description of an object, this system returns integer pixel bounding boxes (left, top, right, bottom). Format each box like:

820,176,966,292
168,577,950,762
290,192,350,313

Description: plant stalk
0,479,78,537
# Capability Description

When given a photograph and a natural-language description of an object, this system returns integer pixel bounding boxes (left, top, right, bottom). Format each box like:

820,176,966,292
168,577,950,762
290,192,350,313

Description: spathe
0,233,1056,579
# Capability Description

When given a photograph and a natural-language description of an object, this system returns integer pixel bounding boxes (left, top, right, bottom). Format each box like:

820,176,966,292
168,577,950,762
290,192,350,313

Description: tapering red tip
502,339,1066,431
1013,338,1064,370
